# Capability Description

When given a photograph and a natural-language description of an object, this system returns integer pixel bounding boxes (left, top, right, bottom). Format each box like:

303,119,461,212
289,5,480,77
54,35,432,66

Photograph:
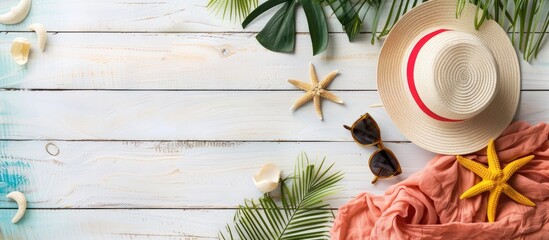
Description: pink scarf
331,122,549,239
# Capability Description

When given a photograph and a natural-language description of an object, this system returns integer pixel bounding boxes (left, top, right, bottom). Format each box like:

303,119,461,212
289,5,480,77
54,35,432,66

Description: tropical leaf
323,0,363,40
300,0,329,55
219,153,344,240
327,0,548,61
243,0,328,54
319,0,424,41
255,1,298,53
242,0,289,28
208,0,258,21
211,0,549,59
463,0,549,61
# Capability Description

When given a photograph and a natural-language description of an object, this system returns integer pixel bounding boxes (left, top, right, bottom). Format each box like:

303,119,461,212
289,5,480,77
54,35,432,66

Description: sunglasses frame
344,113,402,184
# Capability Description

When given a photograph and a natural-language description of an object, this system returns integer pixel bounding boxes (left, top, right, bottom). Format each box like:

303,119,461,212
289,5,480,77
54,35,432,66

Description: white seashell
253,163,281,193
0,0,31,25
28,23,47,52
11,37,31,65
6,191,27,224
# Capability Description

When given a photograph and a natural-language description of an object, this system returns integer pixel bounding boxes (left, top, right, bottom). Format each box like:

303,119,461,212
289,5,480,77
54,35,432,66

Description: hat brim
377,0,520,155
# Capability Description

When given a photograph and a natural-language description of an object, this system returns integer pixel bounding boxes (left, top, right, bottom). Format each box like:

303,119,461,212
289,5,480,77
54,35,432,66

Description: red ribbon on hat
406,28,461,122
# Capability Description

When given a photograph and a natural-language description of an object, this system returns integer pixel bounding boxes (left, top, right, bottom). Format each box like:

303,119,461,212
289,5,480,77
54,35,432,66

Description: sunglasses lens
351,116,381,145
370,149,400,177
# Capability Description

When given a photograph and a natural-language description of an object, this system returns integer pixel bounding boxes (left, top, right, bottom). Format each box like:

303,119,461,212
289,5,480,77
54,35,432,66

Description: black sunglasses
344,113,402,184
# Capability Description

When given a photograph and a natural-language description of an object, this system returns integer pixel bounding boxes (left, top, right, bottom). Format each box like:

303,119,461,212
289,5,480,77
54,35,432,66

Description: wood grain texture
0,209,234,239
0,140,434,208
0,0,546,238
0,91,546,141
0,0,393,33
1,33,548,90
1,0,548,35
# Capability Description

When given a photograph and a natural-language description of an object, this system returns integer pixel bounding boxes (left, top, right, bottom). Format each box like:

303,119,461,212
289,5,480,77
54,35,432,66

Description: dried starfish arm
460,180,495,199
291,91,315,111
309,63,319,85
288,79,312,91
314,95,322,120
456,155,492,179
320,70,339,88
502,184,536,206
503,155,534,181
320,90,344,104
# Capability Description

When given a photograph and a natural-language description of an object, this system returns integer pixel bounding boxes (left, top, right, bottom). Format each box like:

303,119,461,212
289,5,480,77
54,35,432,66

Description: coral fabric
331,122,549,240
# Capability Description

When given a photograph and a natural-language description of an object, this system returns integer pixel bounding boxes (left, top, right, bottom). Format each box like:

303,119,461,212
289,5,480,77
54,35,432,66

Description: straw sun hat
377,0,520,155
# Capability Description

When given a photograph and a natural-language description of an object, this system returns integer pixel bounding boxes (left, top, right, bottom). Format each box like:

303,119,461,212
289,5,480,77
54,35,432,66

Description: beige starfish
288,63,343,120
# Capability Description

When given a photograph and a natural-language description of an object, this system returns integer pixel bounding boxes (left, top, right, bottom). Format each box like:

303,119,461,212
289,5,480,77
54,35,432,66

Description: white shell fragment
6,191,27,224
253,163,281,193
0,0,32,25
28,23,47,52
11,37,31,65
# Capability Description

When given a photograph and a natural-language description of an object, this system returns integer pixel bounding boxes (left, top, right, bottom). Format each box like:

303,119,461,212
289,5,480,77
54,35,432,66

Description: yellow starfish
288,63,343,120
457,139,536,222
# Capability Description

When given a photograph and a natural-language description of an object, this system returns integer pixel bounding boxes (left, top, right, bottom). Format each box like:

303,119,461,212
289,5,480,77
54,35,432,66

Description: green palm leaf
463,0,549,61
208,0,258,20
242,0,329,55
317,0,424,41
325,0,548,61
300,0,329,55
209,0,548,59
219,153,344,240
322,0,363,40
254,0,298,53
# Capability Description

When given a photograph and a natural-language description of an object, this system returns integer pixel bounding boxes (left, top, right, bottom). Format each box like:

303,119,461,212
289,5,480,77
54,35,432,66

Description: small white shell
6,191,27,224
253,163,281,193
0,0,32,25
28,23,47,52
11,37,31,65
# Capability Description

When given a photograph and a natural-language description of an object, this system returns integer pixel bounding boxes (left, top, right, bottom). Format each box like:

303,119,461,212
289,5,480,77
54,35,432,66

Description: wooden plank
1,0,547,35
0,0,394,33
0,141,435,208
0,209,234,239
0,32,381,90
0,91,545,141
1,33,548,90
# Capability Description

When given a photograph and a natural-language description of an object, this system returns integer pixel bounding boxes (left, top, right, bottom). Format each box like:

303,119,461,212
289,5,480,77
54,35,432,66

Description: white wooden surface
0,91,546,141
1,209,235,239
0,0,394,33
0,0,547,239
0,33,548,90
0,141,433,208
